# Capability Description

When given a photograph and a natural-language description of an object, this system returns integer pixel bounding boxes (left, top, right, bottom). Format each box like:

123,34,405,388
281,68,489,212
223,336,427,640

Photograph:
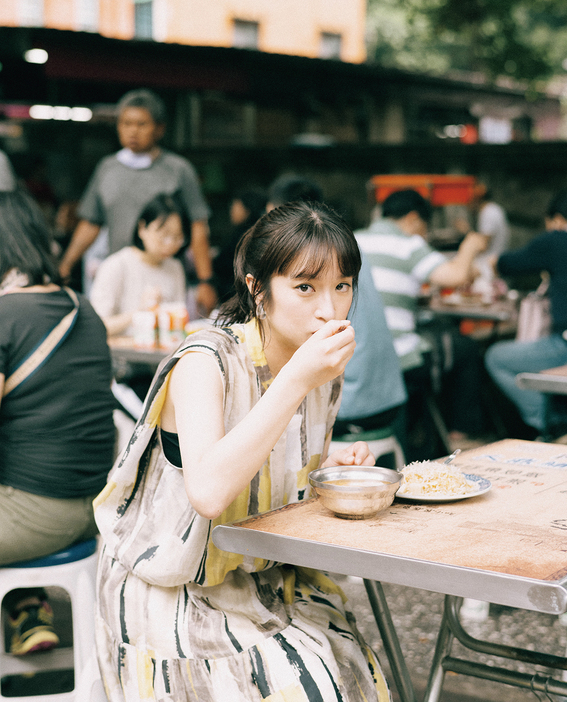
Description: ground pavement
339,576,567,702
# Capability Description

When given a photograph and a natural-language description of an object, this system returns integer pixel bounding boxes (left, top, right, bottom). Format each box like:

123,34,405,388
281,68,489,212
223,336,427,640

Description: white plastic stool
330,425,405,472
0,539,106,702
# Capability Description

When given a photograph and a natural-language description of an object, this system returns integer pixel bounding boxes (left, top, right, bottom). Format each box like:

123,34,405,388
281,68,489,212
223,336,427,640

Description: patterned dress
94,320,391,702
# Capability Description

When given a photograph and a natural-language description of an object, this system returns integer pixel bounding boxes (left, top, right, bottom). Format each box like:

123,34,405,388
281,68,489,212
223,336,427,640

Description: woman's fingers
325,442,375,468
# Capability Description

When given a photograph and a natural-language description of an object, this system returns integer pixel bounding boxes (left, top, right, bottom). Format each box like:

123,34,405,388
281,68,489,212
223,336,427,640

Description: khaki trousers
0,484,99,566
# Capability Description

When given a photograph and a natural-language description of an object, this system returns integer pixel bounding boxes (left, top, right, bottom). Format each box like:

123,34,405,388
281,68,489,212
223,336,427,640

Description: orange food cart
369,174,478,207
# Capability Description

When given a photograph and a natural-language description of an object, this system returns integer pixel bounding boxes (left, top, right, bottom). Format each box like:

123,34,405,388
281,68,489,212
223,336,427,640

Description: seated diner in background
355,188,488,451
0,187,115,655
485,190,567,438
89,191,188,338
93,200,391,701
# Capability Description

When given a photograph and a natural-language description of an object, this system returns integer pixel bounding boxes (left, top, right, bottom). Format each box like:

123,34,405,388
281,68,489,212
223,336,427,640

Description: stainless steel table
213,439,567,702
516,365,567,395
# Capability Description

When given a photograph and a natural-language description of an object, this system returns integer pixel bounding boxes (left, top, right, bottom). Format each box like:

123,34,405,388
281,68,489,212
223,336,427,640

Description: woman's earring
257,301,266,320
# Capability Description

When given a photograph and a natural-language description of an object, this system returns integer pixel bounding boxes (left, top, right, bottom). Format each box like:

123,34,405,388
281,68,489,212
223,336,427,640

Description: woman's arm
0,373,3,408
165,320,356,519
90,255,137,337
102,312,135,337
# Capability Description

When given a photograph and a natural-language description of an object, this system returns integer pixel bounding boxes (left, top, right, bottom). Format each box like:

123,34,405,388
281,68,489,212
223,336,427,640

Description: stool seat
5,539,98,570
0,538,105,701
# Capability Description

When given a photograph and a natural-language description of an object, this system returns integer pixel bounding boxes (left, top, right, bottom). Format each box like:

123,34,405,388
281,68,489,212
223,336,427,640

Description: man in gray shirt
59,89,217,314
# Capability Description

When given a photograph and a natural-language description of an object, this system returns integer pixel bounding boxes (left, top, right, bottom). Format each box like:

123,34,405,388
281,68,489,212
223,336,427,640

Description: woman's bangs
279,227,360,281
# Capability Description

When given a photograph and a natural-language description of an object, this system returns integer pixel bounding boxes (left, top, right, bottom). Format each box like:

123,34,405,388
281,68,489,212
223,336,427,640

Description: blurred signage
479,116,512,144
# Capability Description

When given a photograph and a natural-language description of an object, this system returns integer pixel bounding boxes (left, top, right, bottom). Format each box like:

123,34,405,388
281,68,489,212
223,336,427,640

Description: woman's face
138,213,185,263
260,252,353,356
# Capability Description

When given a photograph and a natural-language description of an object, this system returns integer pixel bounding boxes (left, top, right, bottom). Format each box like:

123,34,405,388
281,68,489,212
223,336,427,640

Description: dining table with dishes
213,439,567,702
422,285,519,341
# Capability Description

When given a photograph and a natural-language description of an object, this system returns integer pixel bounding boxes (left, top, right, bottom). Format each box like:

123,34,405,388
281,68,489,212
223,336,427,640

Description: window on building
134,0,153,39
76,0,99,32
232,20,259,50
319,32,342,60
19,0,44,26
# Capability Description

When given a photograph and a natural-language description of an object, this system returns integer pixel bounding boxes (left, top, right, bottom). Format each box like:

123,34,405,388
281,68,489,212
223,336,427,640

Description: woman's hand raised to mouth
282,319,356,395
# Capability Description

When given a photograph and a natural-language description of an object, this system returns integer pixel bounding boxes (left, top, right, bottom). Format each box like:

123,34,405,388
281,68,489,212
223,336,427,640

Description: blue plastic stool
0,539,105,701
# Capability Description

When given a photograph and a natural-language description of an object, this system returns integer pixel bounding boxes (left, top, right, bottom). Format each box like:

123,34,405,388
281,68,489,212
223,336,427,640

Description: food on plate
398,460,475,497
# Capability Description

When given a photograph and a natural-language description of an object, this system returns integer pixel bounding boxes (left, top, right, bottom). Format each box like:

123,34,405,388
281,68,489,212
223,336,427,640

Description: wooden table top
213,439,567,613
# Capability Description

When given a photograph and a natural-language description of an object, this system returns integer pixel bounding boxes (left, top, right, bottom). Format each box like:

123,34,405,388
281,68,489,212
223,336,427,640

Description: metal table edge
516,371,567,394
212,524,567,615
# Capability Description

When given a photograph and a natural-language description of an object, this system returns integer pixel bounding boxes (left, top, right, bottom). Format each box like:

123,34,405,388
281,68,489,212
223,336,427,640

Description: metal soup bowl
309,465,402,520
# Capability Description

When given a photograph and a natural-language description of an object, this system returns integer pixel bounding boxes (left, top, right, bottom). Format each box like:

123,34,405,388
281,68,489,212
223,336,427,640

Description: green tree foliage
367,0,567,83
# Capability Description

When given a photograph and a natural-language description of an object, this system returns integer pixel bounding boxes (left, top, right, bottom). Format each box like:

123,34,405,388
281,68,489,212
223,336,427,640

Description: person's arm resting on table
428,231,487,288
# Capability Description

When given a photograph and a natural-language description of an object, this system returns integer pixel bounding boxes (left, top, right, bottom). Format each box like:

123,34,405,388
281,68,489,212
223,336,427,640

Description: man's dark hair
268,175,323,207
382,189,432,224
117,89,167,124
547,190,567,220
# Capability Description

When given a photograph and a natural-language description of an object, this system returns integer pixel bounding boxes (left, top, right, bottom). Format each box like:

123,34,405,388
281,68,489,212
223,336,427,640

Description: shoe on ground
9,602,60,655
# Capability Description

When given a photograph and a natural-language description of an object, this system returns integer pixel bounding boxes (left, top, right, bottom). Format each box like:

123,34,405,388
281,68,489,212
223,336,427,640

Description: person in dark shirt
485,190,567,435
213,187,267,303
0,188,115,655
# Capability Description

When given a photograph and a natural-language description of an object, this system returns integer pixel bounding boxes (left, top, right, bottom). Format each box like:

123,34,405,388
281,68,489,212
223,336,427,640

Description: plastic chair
329,425,405,471
0,539,106,701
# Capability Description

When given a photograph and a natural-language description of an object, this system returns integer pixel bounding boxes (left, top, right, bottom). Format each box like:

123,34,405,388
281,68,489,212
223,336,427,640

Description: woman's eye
297,284,312,293
337,282,351,291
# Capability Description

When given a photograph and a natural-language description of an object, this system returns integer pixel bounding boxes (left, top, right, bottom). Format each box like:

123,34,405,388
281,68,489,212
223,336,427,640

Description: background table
213,439,567,701
427,297,516,323
516,364,567,395
109,337,168,370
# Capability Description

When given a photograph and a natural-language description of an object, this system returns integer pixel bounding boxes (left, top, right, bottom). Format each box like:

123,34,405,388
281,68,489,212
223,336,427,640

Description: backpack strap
3,287,80,397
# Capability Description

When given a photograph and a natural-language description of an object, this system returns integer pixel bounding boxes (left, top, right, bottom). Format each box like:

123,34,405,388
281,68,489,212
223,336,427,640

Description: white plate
396,473,491,503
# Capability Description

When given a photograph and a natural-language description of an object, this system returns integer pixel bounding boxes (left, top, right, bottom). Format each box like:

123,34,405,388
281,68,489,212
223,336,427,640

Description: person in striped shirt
356,189,487,452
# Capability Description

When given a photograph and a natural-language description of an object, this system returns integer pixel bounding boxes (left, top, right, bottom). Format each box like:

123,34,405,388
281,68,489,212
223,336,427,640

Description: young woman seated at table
93,201,392,701
89,191,188,337
0,188,115,655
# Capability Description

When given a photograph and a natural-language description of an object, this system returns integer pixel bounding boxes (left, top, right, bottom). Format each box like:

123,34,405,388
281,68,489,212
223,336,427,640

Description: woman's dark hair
216,200,361,327
132,191,189,250
547,190,567,220
382,189,432,224
0,188,61,286
268,175,323,208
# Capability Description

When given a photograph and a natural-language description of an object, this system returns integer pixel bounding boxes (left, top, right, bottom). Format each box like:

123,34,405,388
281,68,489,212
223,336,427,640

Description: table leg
422,595,457,702
363,579,417,702
423,595,567,701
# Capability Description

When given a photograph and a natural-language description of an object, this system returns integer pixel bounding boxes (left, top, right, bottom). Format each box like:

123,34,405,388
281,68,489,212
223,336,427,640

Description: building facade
0,0,367,62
